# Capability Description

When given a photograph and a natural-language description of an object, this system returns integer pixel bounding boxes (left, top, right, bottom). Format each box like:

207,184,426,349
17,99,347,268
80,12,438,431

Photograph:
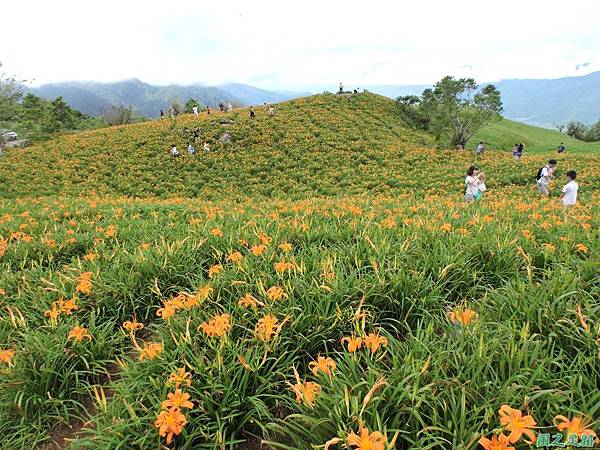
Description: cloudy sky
3,0,600,89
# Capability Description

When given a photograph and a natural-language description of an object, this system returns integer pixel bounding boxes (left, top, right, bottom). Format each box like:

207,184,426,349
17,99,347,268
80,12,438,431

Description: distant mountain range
357,72,600,128
28,79,308,118
29,72,600,127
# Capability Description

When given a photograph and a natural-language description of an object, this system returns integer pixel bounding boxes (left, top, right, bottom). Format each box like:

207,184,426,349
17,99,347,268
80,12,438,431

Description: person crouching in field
536,159,557,197
465,166,486,202
559,170,578,207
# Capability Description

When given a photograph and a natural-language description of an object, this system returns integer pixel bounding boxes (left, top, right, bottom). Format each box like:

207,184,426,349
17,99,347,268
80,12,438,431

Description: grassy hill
2,93,599,199
1,93,600,449
473,118,600,154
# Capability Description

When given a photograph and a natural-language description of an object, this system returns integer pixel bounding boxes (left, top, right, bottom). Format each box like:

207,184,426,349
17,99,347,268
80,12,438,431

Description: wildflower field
0,93,599,449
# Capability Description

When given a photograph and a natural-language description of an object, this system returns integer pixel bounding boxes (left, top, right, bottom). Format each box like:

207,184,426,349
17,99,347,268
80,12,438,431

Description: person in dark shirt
250,106,256,119
557,142,566,153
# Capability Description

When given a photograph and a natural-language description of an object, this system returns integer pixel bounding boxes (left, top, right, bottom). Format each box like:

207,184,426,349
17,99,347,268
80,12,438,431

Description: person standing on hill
207,106,211,115
339,82,344,93
517,143,524,159
557,142,566,154
187,142,196,156
193,127,200,144
268,105,275,117
511,143,519,160
250,106,256,119
192,106,199,117
170,144,180,158
476,141,485,157
160,109,164,120
227,103,233,112
203,142,211,153
536,159,557,197
465,166,486,202
559,170,578,206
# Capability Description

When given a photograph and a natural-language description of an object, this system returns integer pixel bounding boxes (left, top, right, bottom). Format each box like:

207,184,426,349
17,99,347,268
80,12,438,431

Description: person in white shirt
537,159,557,197
559,170,578,206
203,142,211,153
464,165,486,202
192,106,198,117
170,144,180,158
227,103,233,112
268,105,275,117
476,141,485,157
187,143,196,156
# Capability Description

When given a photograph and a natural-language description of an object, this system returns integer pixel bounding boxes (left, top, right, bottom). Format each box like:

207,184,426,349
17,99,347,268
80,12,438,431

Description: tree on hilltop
184,98,202,114
0,62,26,121
397,76,503,149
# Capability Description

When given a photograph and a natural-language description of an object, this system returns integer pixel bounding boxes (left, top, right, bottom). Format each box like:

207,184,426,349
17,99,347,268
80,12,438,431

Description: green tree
419,76,503,148
104,104,134,126
396,95,430,130
184,98,201,114
0,62,25,121
565,121,588,140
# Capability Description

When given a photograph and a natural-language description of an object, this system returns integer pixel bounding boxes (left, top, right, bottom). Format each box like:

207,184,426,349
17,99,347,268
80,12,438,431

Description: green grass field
1,94,599,450
474,118,600,154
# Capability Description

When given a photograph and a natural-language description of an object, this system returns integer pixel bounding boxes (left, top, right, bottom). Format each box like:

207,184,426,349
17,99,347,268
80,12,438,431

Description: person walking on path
536,159,557,197
559,170,578,206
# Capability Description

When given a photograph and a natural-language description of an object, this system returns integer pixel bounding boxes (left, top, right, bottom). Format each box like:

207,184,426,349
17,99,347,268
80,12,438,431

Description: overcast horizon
4,0,600,91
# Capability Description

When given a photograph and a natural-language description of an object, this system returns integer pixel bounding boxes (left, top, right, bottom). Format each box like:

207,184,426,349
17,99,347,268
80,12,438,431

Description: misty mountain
29,79,305,118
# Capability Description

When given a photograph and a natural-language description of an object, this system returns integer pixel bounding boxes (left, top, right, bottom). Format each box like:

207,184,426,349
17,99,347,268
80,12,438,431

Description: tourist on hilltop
517,142,524,159
559,170,578,206
169,106,176,119
511,143,519,160
207,106,211,115
187,142,196,156
193,127,200,144
536,159,557,197
250,106,256,119
170,144,180,158
339,82,344,93
476,141,485,157
557,142,566,154
219,102,225,112
464,166,486,202
192,106,199,117
227,103,233,112
203,142,211,153
268,105,275,117
160,109,164,120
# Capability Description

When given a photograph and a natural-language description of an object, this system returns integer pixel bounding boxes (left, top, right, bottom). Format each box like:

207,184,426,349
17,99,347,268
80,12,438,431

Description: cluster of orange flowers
154,368,194,445
156,287,212,320
479,405,598,449
341,332,388,354
199,313,231,337
44,297,79,322
75,271,93,295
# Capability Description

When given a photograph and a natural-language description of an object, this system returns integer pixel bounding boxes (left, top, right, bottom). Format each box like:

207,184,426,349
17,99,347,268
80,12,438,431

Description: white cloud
2,0,600,89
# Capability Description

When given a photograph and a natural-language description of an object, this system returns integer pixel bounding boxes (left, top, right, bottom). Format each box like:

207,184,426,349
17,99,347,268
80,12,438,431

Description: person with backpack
559,170,578,206
536,159,557,197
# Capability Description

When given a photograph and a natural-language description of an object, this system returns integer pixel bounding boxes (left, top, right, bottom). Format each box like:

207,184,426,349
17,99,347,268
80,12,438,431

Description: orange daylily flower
266,285,288,301
75,271,93,295
139,342,163,361
347,426,386,450
341,336,362,353
498,405,537,443
208,264,224,278
448,307,477,326
161,389,194,410
154,407,187,445
553,415,597,439
227,251,243,263
199,313,231,337
363,332,388,354
0,349,15,365
290,380,321,408
278,242,293,252
210,227,223,237
68,326,92,343
168,368,192,388
239,293,259,308
309,356,336,376
478,434,515,450
123,319,144,333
